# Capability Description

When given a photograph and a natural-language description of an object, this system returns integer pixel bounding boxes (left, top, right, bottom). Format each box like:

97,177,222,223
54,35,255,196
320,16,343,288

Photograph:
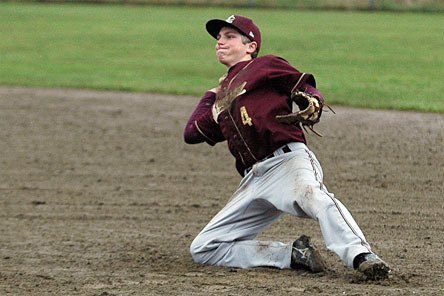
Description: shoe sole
358,261,391,280
292,236,325,273
306,247,325,273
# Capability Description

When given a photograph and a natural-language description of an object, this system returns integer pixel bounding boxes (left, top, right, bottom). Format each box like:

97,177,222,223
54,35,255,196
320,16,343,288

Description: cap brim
206,19,237,39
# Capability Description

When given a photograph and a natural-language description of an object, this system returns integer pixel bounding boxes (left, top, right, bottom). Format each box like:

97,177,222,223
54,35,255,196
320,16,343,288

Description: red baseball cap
206,15,261,53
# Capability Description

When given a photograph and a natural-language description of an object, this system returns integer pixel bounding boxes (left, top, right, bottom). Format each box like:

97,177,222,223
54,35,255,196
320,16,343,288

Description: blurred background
1,0,443,111
10,0,444,12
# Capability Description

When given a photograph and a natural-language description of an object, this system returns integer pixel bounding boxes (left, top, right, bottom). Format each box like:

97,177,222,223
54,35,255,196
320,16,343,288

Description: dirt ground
0,86,443,296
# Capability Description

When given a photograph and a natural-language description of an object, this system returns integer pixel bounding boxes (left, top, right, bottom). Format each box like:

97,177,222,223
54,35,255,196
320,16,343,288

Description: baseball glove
276,91,325,135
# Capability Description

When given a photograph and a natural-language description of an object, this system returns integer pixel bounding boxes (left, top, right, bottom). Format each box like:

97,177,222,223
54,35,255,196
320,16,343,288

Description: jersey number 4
240,106,253,126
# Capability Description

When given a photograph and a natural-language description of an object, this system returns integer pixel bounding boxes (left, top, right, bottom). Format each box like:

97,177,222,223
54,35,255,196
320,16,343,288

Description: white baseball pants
190,142,372,269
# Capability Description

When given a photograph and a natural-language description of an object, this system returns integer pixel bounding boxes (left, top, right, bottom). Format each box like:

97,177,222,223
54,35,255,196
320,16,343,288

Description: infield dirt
0,87,443,295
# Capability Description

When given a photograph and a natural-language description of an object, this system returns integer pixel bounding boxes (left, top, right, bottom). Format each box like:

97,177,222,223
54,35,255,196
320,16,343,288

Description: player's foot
290,235,325,273
354,253,391,280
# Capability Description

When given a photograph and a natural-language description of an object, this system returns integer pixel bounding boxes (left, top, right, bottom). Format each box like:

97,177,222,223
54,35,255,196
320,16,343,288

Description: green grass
1,3,443,112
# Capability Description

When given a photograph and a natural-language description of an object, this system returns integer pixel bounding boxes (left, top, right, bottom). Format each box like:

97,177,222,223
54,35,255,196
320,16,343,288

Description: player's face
216,27,254,67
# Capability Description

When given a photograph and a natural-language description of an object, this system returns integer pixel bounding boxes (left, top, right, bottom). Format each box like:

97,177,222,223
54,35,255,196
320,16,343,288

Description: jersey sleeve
266,56,323,104
183,91,226,146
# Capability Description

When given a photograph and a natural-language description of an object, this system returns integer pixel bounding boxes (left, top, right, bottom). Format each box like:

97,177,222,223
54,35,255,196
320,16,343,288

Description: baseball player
184,14,391,280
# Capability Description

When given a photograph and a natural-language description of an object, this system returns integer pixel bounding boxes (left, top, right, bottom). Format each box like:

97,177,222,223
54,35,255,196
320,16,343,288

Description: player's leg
300,149,391,278
268,144,380,268
189,174,292,269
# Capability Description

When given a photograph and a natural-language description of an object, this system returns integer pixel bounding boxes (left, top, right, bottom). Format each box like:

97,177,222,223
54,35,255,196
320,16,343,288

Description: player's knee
189,236,206,264
297,184,331,216
189,235,222,265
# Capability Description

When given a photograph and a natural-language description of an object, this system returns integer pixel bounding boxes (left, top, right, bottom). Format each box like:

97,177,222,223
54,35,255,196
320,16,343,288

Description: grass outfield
1,3,443,112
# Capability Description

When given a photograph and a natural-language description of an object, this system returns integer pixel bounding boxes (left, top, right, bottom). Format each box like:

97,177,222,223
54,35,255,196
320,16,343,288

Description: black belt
244,144,292,175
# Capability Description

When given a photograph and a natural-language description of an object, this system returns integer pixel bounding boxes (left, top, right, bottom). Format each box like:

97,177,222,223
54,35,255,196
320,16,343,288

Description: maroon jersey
184,55,324,175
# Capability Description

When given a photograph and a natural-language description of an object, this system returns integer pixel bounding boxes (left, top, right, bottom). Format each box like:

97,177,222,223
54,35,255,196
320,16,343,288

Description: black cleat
291,235,325,273
354,253,391,280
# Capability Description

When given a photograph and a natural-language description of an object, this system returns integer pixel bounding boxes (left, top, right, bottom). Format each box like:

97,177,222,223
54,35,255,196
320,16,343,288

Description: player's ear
247,41,257,55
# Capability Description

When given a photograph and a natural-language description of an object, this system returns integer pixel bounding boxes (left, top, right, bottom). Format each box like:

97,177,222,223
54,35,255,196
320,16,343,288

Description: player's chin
217,56,230,66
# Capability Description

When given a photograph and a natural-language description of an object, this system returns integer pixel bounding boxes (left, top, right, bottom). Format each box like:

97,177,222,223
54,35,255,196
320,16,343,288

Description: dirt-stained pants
190,142,372,269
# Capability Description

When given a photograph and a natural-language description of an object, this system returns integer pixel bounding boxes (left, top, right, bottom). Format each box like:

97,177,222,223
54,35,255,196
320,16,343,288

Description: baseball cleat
291,235,325,273
354,253,391,280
